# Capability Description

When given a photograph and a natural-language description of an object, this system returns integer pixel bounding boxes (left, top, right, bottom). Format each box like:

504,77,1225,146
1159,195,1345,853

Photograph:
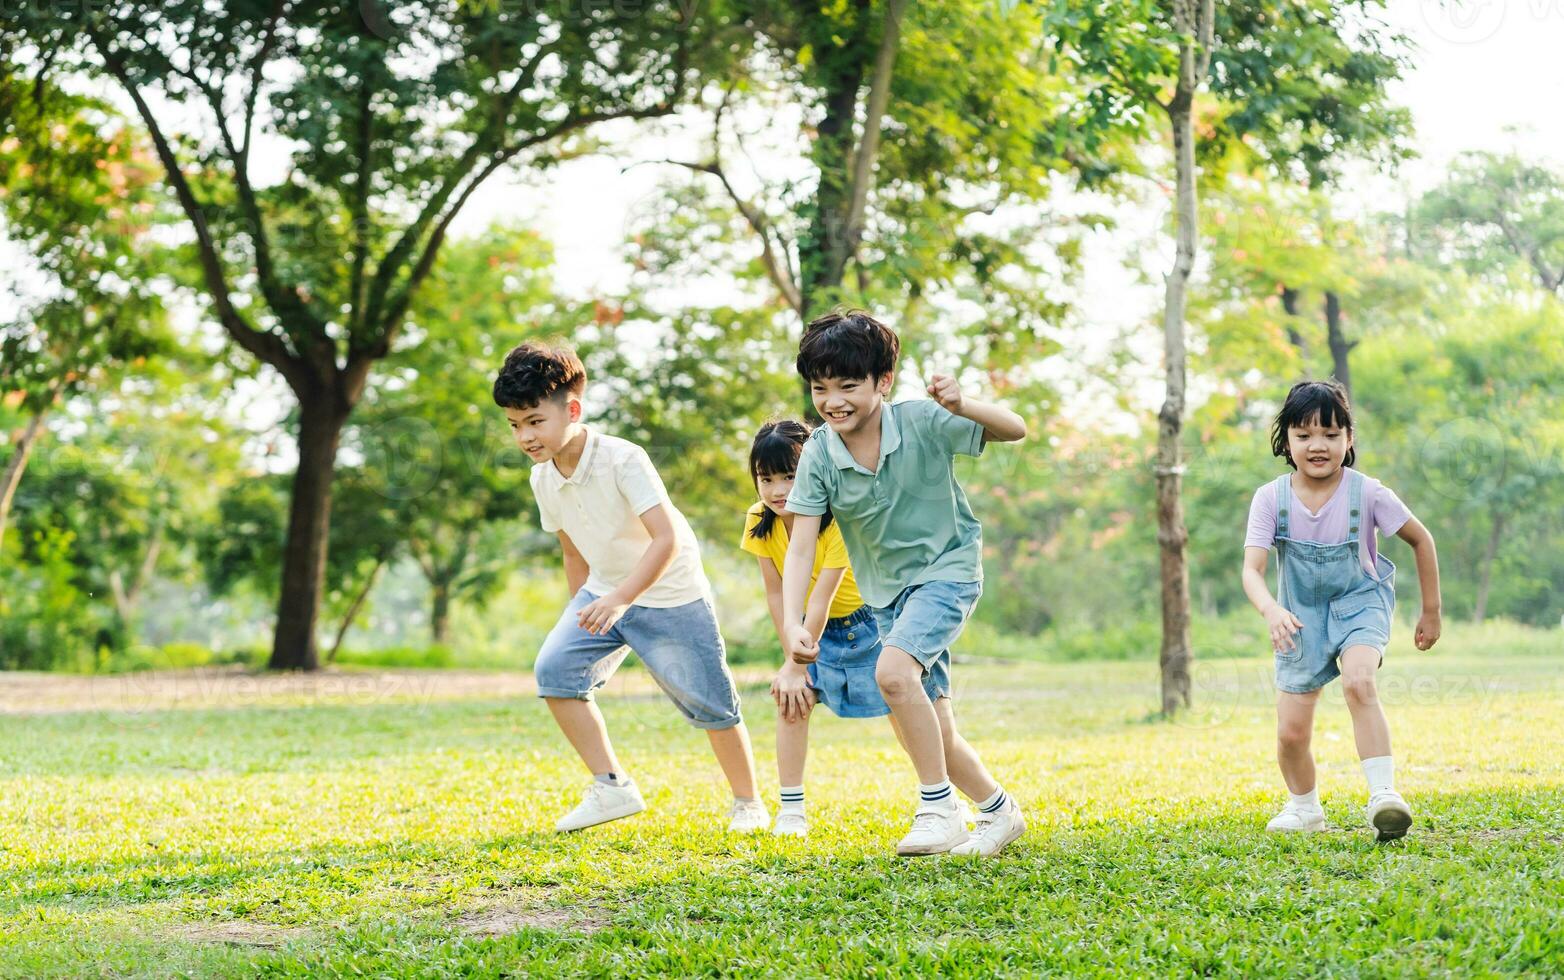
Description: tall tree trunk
270,400,348,670
1280,286,1310,368
328,552,387,664
1156,0,1212,717
431,581,452,646
0,405,48,554
1473,510,1504,625
1324,290,1354,398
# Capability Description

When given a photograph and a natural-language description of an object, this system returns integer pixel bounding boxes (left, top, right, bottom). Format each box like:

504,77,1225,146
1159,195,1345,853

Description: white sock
977,786,1009,814
595,771,628,787
918,780,955,809
779,785,805,814
1362,755,1395,796
1290,788,1321,810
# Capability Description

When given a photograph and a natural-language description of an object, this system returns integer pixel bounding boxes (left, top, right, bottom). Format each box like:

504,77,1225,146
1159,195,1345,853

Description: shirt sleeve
1243,483,1277,550
784,438,831,516
739,509,768,556
1372,482,1413,538
616,446,668,516
924,400,986,457
530,469,562,534
818,521,851,569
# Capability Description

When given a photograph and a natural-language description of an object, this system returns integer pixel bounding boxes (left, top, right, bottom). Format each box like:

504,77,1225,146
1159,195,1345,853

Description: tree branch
841,0,907,263
87,27,310,394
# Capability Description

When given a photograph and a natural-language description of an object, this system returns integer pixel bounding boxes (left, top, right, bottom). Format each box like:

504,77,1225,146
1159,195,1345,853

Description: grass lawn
2,636,1561,976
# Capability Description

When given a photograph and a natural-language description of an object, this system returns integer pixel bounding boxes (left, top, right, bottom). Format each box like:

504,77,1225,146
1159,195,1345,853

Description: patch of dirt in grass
454,903,609,937
175,920,310,948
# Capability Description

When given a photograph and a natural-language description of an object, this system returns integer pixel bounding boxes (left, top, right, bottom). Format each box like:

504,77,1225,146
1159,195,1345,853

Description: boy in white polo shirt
493,340,767,834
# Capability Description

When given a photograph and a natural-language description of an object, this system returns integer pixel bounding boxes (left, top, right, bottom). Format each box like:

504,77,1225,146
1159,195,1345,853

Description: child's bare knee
875,656,920,699
1342,673,1378,706
1277,720,1312,751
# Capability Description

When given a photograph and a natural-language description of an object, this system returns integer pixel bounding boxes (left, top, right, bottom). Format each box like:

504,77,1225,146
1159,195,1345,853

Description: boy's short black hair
1270,379,1356,469
492,341,587,410
796,309,899,382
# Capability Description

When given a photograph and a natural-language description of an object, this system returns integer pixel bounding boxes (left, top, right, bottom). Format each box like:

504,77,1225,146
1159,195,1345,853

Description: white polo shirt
529,427,711,607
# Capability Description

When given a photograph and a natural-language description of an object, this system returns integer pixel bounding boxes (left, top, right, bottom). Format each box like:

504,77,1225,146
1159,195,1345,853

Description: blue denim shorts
1276,559,1397,694
533,589,743,730
869,580,981,700
806,607,891,719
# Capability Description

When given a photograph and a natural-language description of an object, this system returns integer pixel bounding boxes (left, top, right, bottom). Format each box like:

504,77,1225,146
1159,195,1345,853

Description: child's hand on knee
771,662,814,721
1264,603,1304,652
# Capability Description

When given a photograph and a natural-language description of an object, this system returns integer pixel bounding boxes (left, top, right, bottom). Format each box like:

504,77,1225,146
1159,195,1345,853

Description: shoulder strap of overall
1274,474,1292,541
1347,469,1363,542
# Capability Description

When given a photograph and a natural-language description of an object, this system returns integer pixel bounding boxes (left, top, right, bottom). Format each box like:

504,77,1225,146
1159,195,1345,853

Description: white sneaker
895,802,969,856
951,799,1026,857
728,798,770,833
1367,792,1413,841
554,778,646,833
772,809,808,837
1265,802,1327,833
957,799,975,828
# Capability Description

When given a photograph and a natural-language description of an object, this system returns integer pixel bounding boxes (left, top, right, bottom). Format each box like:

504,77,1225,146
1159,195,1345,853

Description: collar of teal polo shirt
821,398,902,474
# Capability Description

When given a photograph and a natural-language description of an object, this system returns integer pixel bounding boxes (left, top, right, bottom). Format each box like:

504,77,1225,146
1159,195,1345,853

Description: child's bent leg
876,646,947,784
545,697,624,777
707,723,759,800
1340,645,1391,759
932,697,999,803
1277,689,1321,794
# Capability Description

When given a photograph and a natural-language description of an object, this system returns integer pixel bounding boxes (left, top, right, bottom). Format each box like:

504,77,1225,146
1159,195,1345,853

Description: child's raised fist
927,373,964,414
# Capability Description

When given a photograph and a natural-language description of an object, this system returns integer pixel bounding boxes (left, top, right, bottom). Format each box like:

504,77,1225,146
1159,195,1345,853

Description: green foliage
0,527,107,670
1416,150,1564,294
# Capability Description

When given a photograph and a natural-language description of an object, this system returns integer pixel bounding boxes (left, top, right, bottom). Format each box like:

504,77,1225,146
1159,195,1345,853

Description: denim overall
1273,470,1397,694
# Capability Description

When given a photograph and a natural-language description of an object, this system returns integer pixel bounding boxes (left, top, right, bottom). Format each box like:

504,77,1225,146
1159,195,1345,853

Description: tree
1050,0,1413,714
647,0,1127,413
1417,151,1564,297
0,75,171,552
4,1,730,669
352,223,554,645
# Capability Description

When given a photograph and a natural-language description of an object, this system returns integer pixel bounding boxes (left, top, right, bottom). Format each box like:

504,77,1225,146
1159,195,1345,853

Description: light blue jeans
533,589,743,730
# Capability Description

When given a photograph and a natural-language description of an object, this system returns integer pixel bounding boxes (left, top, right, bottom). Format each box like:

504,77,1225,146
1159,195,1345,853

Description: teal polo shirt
785,399,986,608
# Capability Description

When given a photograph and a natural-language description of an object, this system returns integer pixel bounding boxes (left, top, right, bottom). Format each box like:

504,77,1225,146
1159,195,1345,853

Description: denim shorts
869,579,981,700
533,589,743,730
1276,555,1397,694
806,607,893,719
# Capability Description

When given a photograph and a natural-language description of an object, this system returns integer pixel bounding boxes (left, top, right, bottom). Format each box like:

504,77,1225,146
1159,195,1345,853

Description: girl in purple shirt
1240,380,1443,842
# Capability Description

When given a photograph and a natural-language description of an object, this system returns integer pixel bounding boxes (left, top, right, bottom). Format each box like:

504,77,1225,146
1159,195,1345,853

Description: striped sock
779,785,805,813
918,780,954,808
977,786,1009,814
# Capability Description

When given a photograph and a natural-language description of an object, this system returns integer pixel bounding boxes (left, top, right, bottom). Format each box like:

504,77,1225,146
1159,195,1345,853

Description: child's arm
927,373,1027,443
576,503,679,636
1394,516,1442,650
780,514,822,664
802,566,846,639
760,557,814,721
559,531,590,596
1242,545,1304,652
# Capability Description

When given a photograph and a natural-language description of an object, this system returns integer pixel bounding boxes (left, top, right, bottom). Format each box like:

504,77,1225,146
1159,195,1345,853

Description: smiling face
756,468,795,515
1286,413,1354,480
504,395,581,463
809,373,893,437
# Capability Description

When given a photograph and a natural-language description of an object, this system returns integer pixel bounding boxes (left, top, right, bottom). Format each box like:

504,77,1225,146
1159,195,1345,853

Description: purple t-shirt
1245,468,1412,578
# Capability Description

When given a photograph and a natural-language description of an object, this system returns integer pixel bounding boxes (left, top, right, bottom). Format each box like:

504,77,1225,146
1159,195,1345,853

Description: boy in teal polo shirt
781,310,1029,858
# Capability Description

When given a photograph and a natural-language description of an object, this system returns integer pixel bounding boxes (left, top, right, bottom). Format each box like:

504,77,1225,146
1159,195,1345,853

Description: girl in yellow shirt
742,420,898,837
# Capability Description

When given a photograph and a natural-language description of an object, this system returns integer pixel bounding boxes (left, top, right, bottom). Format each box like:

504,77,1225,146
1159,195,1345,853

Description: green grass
2,633,1561,976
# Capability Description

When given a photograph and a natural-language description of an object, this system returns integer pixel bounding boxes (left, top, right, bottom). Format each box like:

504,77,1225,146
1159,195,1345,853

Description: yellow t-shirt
739,502,865,619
